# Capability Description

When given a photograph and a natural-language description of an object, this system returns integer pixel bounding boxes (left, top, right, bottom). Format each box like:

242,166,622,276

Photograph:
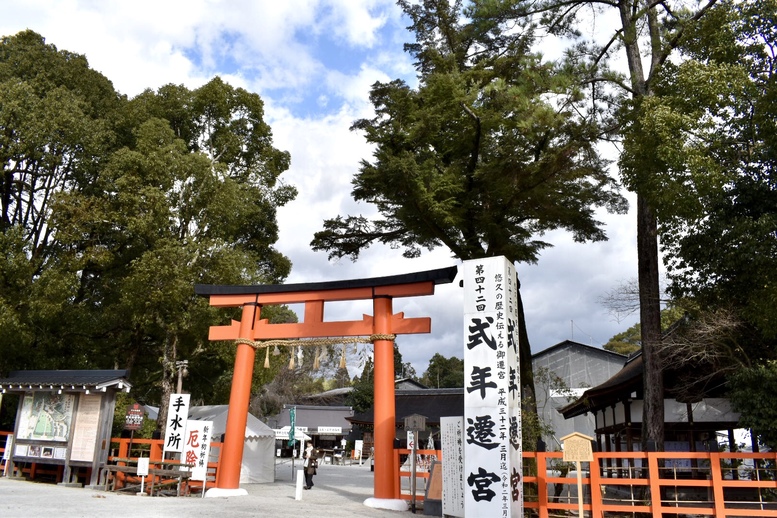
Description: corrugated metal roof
277,405,354,430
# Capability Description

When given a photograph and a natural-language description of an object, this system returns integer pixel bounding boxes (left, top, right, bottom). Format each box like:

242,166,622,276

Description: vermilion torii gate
194,265,457,503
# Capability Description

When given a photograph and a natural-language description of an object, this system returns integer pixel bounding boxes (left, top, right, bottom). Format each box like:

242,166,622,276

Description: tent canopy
188,405,274,440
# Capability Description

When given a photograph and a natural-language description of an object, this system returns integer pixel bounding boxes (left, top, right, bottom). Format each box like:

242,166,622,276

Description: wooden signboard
561,432,594,462
426,460,443,500
560,432,594,518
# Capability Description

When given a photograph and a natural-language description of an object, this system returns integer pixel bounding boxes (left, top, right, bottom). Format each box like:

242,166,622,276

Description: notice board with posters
0,370,131,487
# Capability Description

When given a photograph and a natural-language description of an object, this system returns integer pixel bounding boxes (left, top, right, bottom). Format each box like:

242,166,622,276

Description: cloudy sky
1,0,643,376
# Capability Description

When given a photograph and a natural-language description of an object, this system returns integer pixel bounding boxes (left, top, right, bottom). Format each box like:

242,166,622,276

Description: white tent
188,405,275,484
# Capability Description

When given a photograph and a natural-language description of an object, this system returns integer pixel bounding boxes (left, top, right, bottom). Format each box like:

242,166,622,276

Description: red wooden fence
395,449,777,517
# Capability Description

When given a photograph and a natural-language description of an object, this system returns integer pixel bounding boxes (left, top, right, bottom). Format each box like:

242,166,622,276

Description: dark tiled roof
0,370,131,391
195,265,458,296
348,388,464,426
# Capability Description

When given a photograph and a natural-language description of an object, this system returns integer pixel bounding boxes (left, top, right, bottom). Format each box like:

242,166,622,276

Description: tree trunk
516,274,540,449
637,194,664,451
156,333,178,432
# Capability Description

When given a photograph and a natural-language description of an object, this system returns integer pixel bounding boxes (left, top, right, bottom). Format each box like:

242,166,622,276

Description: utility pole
176,360,188,393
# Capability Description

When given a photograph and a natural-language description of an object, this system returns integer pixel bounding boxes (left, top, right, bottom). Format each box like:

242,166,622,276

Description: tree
730,361,777,450
603,304,687,355
0,31,122,375
623,0,777,442
348,357,375,414
470,0,719,450
637,0,777,339
0,32,297,429
311,0,627,444
420,353,464,388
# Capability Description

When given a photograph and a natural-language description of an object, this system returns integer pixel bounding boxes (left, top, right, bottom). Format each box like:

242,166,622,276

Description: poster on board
16,393,76,442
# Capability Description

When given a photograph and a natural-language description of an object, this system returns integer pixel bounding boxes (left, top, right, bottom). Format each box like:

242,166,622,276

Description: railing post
394,447,400,500
118,438,129,458
590,453,604,518
709,452,726,518
648,452,662,515
537,451,549,518
151,439,163,460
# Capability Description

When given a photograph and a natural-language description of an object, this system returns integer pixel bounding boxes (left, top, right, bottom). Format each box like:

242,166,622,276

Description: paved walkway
0,461,408,518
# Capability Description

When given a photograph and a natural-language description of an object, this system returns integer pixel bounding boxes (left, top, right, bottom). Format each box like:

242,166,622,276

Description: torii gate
194,265,457,504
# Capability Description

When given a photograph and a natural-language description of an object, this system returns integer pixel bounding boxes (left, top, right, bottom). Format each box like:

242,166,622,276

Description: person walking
303,444,318,490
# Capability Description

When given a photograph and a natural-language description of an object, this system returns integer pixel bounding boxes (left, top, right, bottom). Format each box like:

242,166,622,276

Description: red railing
527,451,777,517
0,431,11,469
394,448,441,502
108,437,222,490
395,449,777,517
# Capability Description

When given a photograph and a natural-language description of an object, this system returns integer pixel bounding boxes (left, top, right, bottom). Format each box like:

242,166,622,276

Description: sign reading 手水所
463,256,522,518
163,393,190,454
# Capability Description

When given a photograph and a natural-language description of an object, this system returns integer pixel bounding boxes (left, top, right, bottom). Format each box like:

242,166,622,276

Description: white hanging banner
182,419,213,481
163,393,190,454
463,256,522,518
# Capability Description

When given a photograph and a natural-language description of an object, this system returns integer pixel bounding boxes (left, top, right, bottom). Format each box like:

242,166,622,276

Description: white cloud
322,0,390,48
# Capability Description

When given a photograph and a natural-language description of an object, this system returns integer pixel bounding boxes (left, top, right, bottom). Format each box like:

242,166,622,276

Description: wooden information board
426,460,443,501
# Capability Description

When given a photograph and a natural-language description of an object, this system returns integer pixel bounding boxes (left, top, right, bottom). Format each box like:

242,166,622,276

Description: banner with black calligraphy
163,393,190,454
463,256,522,518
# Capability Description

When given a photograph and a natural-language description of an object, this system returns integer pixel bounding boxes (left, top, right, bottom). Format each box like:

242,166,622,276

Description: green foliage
617,0,777,342
730,361,777,450
420,353,464,388
311,1,626,446
348,357,375,414
111,393,158,439
0,31,296,418
604,305,687,355
312,11,626,263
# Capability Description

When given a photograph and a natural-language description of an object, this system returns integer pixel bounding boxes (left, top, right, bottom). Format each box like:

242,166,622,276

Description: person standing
303,444,318,489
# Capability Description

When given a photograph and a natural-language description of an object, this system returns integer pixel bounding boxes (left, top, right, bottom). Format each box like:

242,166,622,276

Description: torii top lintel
195,265,458,341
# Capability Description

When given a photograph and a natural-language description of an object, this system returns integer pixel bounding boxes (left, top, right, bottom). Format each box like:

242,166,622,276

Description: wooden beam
208,314,431,341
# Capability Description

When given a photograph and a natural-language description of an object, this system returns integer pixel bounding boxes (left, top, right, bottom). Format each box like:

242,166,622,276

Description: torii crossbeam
195,265,457,502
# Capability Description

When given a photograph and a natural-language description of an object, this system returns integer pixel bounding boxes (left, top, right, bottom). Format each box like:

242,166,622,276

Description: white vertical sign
463,256,522,518
441,416,465,518
163,393,190,454
182,420,213,481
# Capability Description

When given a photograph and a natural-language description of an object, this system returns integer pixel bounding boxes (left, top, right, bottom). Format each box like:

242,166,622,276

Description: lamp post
176,360,188,394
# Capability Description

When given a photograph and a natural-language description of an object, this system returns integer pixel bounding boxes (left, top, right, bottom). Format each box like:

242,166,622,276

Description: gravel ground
0,460,411,518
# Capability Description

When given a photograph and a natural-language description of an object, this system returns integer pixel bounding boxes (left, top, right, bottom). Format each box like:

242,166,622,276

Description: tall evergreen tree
470,0,719,450
312,0,626,445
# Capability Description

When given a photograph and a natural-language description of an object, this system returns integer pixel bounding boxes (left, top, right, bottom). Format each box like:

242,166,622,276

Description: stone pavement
0,461,410,518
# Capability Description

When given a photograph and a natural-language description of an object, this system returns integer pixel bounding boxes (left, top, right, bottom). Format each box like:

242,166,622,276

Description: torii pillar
195,266,457,505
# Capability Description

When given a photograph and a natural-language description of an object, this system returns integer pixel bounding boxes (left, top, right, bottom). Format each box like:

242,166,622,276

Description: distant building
560,350,742,454
532,340,627,450
341,341,627,452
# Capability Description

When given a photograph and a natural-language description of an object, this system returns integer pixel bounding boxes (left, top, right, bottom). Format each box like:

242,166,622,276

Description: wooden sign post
561,432,594,518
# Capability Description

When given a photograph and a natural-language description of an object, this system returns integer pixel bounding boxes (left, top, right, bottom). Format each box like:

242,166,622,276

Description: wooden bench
148,467,192,496
103,463,144,492
103,458,194,496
